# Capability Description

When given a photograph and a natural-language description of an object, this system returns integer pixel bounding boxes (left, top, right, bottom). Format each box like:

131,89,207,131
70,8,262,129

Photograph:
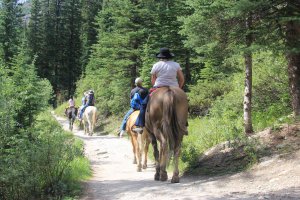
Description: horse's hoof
137,167,142,172
160,173,168,181
171,176,180,183
142,164,147,169
154,173,160,181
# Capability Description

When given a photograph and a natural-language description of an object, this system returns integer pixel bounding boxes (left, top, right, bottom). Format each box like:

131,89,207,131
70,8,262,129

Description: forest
1,0,300,199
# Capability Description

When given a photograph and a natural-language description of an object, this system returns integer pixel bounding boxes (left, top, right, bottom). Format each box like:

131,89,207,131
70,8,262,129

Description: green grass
55,102,69,117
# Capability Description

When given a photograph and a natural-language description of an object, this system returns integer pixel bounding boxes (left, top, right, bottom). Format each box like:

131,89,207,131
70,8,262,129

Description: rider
79,90,95,120
68,95,75,108
132,48,184,133
118,77,148,137
65,96,76,117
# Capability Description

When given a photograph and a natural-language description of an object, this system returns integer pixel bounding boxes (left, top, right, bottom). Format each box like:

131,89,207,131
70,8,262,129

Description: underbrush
0,111,91,200
179,52,291,173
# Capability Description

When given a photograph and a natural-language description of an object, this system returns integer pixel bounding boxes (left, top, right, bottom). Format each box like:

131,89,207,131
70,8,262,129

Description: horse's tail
162,88,179,152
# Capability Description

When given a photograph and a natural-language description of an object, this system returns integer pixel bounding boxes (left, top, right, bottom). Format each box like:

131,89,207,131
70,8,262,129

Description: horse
145,87,188,183
82,106,97,136
126,111,151,172
65,107,77,131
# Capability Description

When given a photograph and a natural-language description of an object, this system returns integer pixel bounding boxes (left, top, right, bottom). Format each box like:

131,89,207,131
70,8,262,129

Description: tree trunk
243,14,254,135
286,19,300,117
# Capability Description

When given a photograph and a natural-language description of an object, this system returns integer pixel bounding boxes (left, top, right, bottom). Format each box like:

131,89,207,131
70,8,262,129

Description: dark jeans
135,95,149,127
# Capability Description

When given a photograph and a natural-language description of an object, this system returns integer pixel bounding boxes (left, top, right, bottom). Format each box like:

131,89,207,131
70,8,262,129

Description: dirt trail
55,115,300,200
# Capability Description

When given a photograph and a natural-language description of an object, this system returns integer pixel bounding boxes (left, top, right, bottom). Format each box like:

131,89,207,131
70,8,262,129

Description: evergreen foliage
78,0,192,114
0,40,90,199
27,0,83,103
0,0,23,64
80,0,103,70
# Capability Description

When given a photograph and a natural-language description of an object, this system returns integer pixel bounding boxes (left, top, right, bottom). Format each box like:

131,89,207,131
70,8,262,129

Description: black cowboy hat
156,48,175,59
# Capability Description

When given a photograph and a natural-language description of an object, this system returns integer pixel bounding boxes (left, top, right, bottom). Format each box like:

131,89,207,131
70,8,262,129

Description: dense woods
1,0,300,199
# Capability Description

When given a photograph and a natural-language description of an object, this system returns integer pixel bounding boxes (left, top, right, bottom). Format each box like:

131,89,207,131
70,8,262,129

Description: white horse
82,106,97,136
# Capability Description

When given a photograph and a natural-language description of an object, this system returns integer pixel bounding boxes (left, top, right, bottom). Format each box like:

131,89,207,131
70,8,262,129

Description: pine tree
82,0,156,114
140,0,192,86
27,0,83,104
28,0,45,75
80,0,103,70
61,0,82,96
284,1,300,117
0,0,23,64
181,0,275,134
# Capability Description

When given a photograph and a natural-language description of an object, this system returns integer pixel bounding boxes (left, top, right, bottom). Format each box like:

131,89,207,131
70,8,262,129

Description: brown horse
145,87,188,183
126,111,151,172
65,107,78,131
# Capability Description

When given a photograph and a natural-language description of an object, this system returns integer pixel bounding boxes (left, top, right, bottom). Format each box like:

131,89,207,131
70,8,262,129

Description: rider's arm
177,69,185,89
151,74,157,86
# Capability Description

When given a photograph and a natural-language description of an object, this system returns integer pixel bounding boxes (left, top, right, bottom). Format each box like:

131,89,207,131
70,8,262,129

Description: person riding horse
65,96,77,117
79,90,95,121
132,47,185,133
144,48,188,183
65,96,78,130
118,77,148,137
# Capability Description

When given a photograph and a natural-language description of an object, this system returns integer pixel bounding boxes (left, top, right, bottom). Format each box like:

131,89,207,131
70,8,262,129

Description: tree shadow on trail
81,177,300,200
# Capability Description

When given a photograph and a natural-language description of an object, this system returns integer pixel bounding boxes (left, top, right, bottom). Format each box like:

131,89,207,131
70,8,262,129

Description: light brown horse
126,111,151,172
145,87,188,183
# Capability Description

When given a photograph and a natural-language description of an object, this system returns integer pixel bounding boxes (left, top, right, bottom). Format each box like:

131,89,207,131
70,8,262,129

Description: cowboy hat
156,48,175,59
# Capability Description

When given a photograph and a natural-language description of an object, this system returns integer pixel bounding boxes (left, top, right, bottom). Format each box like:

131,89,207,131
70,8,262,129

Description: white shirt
151,60,181,87
69,99,75,107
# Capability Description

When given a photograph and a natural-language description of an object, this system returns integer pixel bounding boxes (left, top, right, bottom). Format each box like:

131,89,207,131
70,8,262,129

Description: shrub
0,112,91,200
181,51,291,170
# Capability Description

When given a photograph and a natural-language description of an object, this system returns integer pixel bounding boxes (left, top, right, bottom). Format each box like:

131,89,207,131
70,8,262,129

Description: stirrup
132,127,143,133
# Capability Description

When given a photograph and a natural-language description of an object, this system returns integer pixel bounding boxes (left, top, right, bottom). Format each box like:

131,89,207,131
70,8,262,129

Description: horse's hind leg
84,121,88,135
171,144,181,183
159,137,168,181
87,117,93,136
142,134,150,169
136,133,143,172
89,122,92,136
129,133,137,164
69,120,72,131
150,133,160,181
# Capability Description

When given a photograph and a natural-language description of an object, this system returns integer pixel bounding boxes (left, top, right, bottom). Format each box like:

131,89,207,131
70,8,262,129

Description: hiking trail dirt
54,114,300,200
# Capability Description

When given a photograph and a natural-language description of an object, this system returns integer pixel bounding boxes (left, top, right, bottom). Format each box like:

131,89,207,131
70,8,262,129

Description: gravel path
55,115,300,200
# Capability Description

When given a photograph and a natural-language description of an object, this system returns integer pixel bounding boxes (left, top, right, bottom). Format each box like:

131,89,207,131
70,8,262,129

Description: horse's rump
126,110,151,171
126,111,139,132
146,87,188,150
82,106,97,135
66,107,77,119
